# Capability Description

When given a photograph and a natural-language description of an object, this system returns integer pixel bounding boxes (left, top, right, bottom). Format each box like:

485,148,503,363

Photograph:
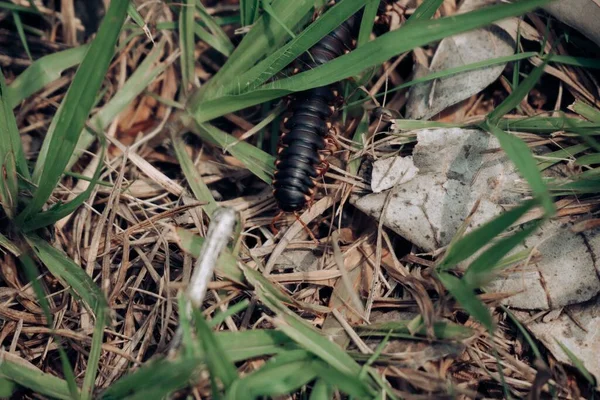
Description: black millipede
272,8,364,222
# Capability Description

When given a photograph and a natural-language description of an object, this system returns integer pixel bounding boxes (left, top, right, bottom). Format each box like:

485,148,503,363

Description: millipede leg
294,212,319,244
270,211,284,235
316,160,330,177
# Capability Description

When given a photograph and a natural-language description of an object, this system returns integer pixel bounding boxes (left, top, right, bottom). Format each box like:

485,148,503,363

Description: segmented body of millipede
272,10,363,214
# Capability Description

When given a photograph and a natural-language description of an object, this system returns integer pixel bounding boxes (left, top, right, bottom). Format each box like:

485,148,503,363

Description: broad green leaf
439,199,536,270
486,124,554,215
17,0,129,224
464,221,541,287
437,272,494,332
171,132,218,217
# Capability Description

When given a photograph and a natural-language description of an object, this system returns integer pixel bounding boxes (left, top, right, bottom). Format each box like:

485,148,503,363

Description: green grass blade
25,235,109,398
17,0,129,225
487,59,548,124
0,71,22,218
18,253,80,399
7,45,89,108
405,0,444,24
81,309,107,399
485,124,555,215
216,330,298,362
0,2,41,13
260,0,296,39
188,0,313,103
174,227,244,283
233,0,366,94
11,11,32,60
1,69,30,180
226,351,318,399
240,0,260,26
180,0,196,92
309,379,333,400
67,39,169,171
549,54,600,69
464,221,541,287
21,134,105,232
195,23,233,57
100,357,201,399
357,0,379,47
189,122,275,184
172,132,218,216
0,352,72,400
537,144,588,171
25,234,108,314
196,1,234,56
555,340,596,386
496,115,600,134
571,99,600,122
192,308,238,389
575,153,600,166
437,272,494,332
439,199,537,270
192,0,552,122
127,2,146,31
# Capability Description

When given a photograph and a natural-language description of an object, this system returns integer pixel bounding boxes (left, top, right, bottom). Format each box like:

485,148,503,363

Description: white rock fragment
371,156,419,193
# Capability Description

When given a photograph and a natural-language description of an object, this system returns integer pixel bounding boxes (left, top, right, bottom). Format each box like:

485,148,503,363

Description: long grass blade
7,45,89,108
17,0,129,225
180,0,196,92
192,0,552,122
439,199,537,270
0,71,22,218
485,124,555,216
172,133,218,216
437,272,494,332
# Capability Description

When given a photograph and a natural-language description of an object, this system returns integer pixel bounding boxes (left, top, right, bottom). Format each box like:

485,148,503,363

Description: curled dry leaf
515,296,600,390
405,0,539,120
544,0,600,48
353,128,600,310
